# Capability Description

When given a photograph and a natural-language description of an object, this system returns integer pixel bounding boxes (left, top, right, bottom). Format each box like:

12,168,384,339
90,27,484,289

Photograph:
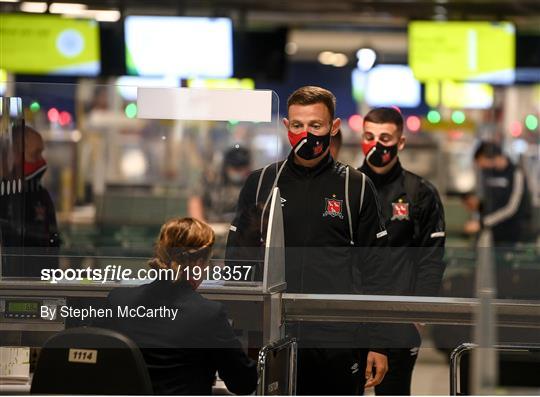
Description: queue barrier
450,342,540,395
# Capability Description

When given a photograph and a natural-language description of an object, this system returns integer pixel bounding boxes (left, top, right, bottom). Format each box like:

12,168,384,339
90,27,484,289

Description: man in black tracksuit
1,126,60,277
473,141,534,245
226,86,391,395
358,107,446,395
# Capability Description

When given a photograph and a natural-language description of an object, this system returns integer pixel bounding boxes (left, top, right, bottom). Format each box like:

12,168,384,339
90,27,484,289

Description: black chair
31,326,153,395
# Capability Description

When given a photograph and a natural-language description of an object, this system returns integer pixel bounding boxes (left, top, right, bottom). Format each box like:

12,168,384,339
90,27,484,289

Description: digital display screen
124,16,233,78
7,301,39,313
0,14,100,76
355,65,421,108
425,80,494,109
409,21,515,84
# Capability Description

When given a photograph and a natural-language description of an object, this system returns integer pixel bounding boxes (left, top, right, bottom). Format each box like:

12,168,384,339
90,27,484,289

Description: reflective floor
411,347,449,395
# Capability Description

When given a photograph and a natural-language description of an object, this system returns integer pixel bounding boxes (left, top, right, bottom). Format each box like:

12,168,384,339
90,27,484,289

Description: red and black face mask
362,141,398,167
24,159,47,179
288,130,331,160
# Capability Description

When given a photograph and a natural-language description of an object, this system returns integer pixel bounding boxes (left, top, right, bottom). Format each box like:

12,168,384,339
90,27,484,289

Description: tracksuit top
226,151,391,295
359,160,446,297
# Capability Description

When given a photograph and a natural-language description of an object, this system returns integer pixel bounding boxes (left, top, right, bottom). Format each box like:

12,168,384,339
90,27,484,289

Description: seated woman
101,217,257,395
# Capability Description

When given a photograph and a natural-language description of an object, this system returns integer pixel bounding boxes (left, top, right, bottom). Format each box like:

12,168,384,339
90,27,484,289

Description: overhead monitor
124,16,233,78
0,70,6,96
187,78,255,90
353,65,421,108
0,14,100,76
425,81,494,109
408,21,516,84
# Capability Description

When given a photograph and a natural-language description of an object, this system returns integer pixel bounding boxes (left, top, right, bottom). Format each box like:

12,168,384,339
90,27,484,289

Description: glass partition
0,82,282,283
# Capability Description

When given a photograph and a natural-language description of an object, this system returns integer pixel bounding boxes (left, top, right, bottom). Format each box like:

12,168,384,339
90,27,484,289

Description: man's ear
331,118,341,136
398,134,406,151
283,117,290,129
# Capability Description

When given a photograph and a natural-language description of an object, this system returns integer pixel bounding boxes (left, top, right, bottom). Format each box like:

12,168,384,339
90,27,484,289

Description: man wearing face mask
2,126,60,277
226,86,391,395
358,107,446,395
188,145,252,223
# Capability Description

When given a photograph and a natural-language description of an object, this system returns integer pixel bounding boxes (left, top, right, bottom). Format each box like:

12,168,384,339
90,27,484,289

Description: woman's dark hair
148,217,215,281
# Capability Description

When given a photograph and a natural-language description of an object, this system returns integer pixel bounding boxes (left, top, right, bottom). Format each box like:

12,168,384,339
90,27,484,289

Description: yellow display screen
7,301,39,313
409,21,515,83
187,78,255,90
425,80,494,109
0,14,100,75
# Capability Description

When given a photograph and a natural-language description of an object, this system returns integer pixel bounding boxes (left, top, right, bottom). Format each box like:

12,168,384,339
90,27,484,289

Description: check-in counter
0,280,285,348
0,188,287,351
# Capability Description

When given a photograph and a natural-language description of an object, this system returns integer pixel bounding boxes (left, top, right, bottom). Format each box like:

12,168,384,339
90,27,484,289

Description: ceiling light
20,1,47,12
285,42,298,55
434,6,447,14
49,2,87,14
0,0,20,3
318,51,335,65
356,48,376,72
333,53,349,67
82,9,121,22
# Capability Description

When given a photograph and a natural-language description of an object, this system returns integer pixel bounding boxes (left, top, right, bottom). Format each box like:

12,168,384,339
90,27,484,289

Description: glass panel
0,82,281,282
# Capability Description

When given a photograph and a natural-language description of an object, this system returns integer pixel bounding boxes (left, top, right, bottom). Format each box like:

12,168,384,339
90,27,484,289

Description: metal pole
450,343,477,395
471,228,498,395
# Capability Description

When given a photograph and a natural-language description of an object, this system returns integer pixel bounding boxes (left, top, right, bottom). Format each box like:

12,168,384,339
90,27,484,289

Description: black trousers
375,348,418,396
296,348,368,395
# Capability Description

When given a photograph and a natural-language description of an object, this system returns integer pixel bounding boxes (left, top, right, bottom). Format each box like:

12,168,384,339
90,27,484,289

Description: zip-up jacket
359,160,446,297
359,160,446,349
226,151,392,348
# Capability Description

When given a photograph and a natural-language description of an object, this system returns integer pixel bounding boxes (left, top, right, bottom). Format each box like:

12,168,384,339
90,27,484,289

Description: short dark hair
364,107,403,134
473,141,502,160
287,86,336,120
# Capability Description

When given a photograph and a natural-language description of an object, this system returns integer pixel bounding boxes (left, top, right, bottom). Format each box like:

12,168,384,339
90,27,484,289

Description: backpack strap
344,166,366,246
257,160,288,241
359,172,366,216
255,164,271,205
344,167,354,246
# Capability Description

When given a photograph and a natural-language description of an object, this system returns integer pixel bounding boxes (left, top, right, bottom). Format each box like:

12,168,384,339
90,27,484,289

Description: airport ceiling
5,0,540,26
142,0,540,19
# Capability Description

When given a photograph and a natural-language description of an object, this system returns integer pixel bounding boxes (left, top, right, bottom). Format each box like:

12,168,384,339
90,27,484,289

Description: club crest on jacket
323,197,344,219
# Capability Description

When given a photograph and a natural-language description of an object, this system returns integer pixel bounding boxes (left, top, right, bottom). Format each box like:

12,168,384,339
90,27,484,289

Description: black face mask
363,141,398,167
289,130,331,160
